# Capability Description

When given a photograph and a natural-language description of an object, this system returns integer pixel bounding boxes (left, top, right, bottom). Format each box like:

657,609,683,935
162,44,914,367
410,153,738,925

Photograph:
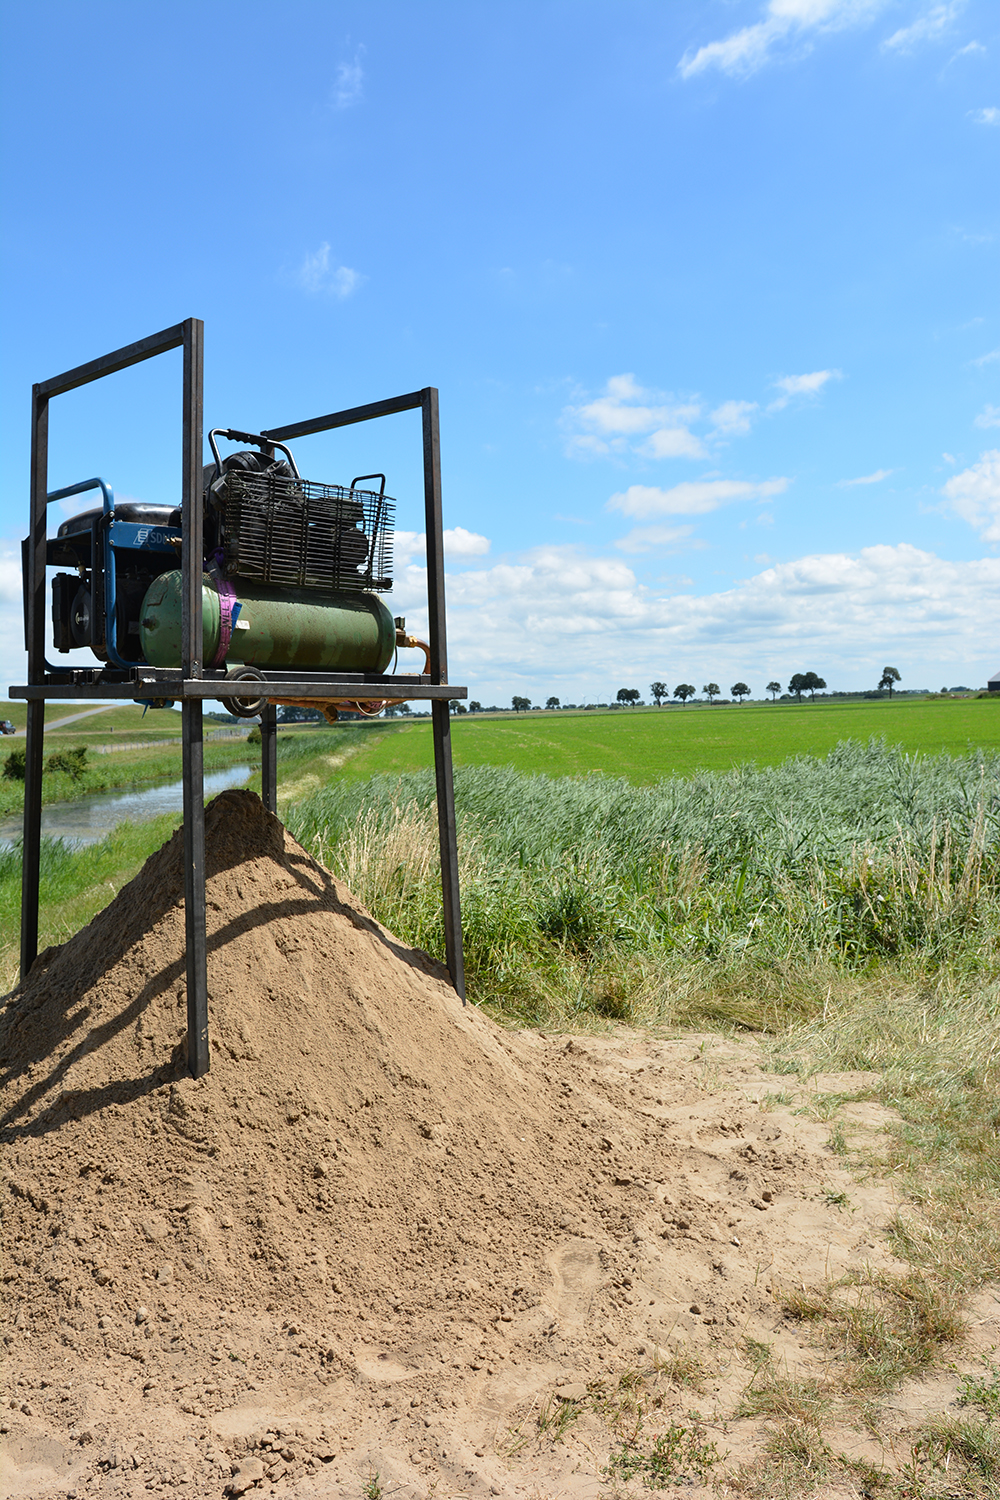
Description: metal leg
182,698,209,1077
180,318,208,1077
432,699,465,1002
19,699,46,978
261,703,278,815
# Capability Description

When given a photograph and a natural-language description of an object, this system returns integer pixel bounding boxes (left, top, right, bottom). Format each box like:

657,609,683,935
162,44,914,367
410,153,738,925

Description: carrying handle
208,427,301,482
46,476,114,515
349,473,386,496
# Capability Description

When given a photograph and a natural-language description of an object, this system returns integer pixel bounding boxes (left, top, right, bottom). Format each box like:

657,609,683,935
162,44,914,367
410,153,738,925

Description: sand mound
1,791,946,1498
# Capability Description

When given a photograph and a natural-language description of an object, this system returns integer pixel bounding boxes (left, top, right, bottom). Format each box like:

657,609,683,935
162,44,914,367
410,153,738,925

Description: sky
1,0,998,707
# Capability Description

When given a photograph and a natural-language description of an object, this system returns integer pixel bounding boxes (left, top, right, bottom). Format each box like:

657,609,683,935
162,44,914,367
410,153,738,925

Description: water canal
0,764,252,849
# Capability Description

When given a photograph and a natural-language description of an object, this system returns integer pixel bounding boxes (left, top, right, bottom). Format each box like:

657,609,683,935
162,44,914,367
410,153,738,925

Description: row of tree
613,668,902,706
629,679,818,705
471,668,905,717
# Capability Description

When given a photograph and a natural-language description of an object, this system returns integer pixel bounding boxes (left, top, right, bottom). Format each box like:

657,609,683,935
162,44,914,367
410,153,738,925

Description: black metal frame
12,320,466,1079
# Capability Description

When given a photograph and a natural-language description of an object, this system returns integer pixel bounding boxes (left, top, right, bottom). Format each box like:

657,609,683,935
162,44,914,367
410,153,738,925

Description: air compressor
48,428,421,716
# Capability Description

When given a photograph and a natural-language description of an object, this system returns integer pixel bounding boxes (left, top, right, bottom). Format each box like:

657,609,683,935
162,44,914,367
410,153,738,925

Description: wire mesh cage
219,471,395,592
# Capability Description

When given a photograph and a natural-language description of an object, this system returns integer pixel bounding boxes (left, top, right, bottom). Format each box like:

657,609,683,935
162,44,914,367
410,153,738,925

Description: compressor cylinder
138,570,396,672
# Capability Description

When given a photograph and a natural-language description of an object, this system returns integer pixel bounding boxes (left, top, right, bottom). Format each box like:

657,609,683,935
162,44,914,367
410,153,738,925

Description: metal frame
12,321,466,1080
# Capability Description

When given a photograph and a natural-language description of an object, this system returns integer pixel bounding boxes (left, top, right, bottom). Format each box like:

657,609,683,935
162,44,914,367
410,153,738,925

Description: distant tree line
610,668,903,706
452,668,905,715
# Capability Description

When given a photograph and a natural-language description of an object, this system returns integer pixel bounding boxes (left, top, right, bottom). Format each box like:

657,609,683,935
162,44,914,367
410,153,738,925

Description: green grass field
341,696,1000,785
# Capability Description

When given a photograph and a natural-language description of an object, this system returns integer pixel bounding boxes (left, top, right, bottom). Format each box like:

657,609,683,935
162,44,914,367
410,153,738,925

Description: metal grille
219,471,394,592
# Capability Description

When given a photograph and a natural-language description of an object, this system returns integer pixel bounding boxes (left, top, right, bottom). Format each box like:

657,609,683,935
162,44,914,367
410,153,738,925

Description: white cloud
768,368,842,410
445,527,491,558
608,476,789,519
838,467,894,486
3,534,998,703
975,406,1000,429
0,545,28,697
710,400,758,437
297,244,364,297
391,541,1000,700
951,39,985,58
393,528,491,565
968,107,1000,125
565,373,817,463
565,434,613,459
564,376,703,461
642,428,707,460
0,547,21,605
883,2,964,52
942,450,1000,541
332,48,365,109
973,349,1000,366
679,0,884,80
613,525,700,554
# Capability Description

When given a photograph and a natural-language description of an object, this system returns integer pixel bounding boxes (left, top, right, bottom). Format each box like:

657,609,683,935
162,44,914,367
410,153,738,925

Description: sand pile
1,791,940,1498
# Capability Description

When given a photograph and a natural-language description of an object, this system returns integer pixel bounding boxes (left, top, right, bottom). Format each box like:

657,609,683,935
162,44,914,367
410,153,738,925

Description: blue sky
1,0,997,705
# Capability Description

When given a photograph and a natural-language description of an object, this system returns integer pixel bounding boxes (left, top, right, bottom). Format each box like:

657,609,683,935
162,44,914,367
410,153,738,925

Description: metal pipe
181,320,205,682
182,699,209,1077
261,702,278,814
18,324,191,983
19,701,45,978
35,322,187,399
262,390,424,444
180,319,209,1079
422,388,447,687
20,386,49,977
421,389,465,1001
432,699,465,1003
27,391,48,687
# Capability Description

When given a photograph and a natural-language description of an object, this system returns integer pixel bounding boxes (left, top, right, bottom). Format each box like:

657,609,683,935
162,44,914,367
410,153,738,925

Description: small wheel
221,666,268,719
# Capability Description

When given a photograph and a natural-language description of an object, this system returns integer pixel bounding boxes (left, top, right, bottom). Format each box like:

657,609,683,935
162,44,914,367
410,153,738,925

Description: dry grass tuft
775,1271,964,1394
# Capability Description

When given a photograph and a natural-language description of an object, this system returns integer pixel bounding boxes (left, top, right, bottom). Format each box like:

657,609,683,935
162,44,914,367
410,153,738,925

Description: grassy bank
0,735,256,819
0,700,186,738
0,812,185,992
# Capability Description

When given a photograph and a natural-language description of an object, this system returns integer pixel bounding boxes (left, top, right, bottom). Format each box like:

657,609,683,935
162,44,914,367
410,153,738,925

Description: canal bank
0,764,252,849
0,736,256,821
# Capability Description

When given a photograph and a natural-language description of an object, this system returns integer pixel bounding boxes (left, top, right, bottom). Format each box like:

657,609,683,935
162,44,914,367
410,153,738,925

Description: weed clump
601,1417,720,1487
4,744,90,781
43,745,88,780
959,1359,1000,1418
2,747,25,780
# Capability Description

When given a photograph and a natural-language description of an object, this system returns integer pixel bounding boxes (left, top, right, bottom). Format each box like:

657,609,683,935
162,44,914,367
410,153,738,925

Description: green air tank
138,570,396,672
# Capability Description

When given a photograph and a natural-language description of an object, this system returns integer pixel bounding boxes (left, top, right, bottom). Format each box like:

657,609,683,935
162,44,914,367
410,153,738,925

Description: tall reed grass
289,737,1000,1024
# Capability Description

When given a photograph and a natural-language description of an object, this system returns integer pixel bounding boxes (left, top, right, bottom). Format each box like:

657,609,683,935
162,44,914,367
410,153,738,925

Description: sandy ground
2,791,997,1498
